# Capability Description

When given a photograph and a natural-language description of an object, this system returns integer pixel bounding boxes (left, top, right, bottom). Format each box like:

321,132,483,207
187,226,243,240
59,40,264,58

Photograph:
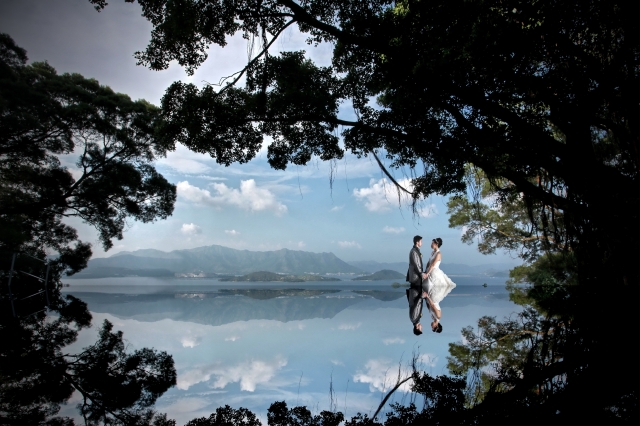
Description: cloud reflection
178,356,288,392
181,335,203,348
382,338,405,345
353,359,413,393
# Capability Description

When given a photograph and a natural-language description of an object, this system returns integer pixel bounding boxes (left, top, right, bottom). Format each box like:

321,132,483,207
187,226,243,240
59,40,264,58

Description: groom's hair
433,323,443,333
413,235,423,244
413,325,423,336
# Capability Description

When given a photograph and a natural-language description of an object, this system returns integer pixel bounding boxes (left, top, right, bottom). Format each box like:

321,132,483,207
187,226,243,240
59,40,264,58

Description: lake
59,276,520,425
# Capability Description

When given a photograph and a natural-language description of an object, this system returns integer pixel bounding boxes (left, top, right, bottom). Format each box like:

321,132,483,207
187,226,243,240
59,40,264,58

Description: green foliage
447,166,567,262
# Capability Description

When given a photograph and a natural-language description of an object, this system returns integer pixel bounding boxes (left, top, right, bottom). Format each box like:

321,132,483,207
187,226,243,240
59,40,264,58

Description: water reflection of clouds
178,356,288,391
63,284,521,424
338,322,362,330
181,333,203,348
354,358,414,393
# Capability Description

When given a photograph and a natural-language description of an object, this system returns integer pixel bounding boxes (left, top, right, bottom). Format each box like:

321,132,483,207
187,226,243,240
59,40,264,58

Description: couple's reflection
407,236,456,335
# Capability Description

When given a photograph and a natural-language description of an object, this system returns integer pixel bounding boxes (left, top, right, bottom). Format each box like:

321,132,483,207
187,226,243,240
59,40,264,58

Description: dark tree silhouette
0,34,177,425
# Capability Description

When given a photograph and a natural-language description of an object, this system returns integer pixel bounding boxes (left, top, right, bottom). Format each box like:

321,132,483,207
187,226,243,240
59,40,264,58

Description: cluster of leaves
447,166,567,262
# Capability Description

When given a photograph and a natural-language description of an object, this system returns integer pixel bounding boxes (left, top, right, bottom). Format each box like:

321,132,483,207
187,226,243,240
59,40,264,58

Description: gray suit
407,287,423,325
406,245,424,325
406,246,423,285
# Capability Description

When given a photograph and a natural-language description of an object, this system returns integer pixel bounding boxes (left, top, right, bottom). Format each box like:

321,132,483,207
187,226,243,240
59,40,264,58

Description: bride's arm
425,252,442,277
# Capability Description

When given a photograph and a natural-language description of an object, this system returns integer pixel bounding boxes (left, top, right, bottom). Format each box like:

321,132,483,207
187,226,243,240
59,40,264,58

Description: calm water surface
59,276,520,425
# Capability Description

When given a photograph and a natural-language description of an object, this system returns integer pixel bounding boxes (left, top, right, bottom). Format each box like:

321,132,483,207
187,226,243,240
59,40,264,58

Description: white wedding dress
424,250,456,312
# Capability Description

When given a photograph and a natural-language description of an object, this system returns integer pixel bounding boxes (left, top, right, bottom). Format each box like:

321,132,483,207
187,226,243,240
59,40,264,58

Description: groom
406,235,427,335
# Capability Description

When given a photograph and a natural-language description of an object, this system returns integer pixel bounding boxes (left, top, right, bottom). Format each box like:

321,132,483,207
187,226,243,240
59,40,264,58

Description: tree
90,0,639,288
88,0,640,422
0,34,177,425
0,32,176,265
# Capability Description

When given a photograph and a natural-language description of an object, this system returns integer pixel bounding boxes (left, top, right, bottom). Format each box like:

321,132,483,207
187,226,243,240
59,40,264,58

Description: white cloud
353,359,413,393
167,158,211,174
177,180,287,215
338,241,361,249
330,205,344,212
158,144,212,174
225,336,240,341
383,226,405,234
382,337,405,345
353,179,438,218
225,229,240,236
417,354,439,368
353,178,412,212
297,241,306,248
417,203,438,218
181,223,202,235
177,357,287,391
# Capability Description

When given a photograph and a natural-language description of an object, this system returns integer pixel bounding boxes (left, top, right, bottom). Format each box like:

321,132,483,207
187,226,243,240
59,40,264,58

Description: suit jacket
406,245,423,286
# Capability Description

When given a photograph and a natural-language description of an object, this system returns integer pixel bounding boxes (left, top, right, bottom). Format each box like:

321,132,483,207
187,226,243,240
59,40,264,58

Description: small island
352,269,405,281
218,271,341,282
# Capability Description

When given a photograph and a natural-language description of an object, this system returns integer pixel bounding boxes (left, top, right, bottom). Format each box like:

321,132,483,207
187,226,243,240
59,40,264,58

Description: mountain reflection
215,288,340,299
351,290,406,301
72,289,400,326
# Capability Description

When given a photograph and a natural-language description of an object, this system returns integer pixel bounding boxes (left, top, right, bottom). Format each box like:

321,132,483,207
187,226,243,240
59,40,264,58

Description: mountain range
71,244,516,279
73,245,361,278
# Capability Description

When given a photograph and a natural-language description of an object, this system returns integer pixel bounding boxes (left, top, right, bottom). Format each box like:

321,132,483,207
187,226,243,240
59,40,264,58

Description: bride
422,238,456,333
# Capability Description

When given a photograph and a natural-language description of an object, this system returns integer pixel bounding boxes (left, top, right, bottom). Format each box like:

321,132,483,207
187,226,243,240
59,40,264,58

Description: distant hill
72,244,362,278
352,269,405,281
219,271,341,282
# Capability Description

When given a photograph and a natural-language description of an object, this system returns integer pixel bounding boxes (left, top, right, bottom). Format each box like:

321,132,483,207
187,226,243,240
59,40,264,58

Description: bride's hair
433,238,443,248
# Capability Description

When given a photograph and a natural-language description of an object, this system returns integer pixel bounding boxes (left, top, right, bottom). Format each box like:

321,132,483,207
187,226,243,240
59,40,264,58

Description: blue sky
0,0,520,266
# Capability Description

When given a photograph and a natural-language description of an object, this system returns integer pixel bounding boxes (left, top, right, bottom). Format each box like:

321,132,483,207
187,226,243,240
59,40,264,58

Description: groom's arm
410,249,425,279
